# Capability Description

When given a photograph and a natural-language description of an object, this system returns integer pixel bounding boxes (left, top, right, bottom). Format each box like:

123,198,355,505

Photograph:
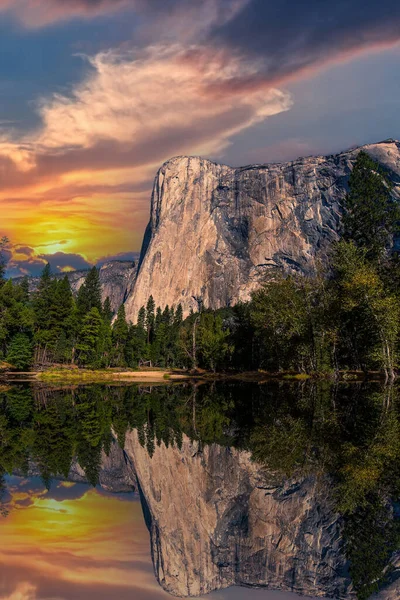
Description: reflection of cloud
0,476,166,599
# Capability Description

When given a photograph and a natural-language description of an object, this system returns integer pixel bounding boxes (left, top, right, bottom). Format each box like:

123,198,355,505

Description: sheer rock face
123,430,353,599
125,139,400,320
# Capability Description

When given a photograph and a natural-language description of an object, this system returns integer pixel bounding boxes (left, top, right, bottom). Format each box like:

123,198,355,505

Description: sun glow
0,478,167,599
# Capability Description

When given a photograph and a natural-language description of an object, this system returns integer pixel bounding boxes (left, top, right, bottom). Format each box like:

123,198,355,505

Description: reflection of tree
7,387,34,423
345,494,400,600
32,398,75,487
0,381,399,599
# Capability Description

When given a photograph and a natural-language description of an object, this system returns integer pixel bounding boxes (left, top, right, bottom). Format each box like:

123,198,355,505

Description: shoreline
0,367,388,385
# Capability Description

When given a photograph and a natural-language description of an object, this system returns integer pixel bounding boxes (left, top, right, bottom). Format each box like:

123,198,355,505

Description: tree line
1,151,400,377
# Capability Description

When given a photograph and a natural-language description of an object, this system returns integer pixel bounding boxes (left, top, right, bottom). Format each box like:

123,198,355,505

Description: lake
0,381,399,600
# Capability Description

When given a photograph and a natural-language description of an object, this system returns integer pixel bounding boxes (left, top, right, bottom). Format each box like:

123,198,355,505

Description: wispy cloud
0,0,129,28
0,44,291,273
0,582,37,600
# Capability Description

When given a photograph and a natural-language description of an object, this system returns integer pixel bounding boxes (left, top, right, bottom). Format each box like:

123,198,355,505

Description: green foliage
77,308,103,367
346,497,400,600
6,333,32,371
76,266,102,315
103,297,113,323
197,312,233,372
111,305,129,366
343,151,400,262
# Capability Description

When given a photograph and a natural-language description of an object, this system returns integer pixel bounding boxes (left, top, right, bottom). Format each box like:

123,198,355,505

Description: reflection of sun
35,240,71,254
60,265,76,273
0,482,159,592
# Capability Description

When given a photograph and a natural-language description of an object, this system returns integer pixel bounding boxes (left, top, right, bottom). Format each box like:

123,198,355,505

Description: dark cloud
39,251,92,272
212,0,400,83
96,251,141,265
6,251,93,277
14,245,35,256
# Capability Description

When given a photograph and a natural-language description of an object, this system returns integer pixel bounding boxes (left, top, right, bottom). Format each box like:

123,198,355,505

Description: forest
1,151,400,379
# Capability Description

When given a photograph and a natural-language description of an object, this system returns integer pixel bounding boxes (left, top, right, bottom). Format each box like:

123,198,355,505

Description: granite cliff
125,139,400,321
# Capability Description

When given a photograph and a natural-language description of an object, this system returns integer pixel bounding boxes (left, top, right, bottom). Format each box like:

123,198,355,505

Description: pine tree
6,333,32,371
49,277,74,338
103,297,113,323
33,264,54,330
112,305,129,366
18,277,30,303
174,304,183,326
76,267,102,315
343,151,400,263
76,307,103,367
134,306,148,364
145,296,155,344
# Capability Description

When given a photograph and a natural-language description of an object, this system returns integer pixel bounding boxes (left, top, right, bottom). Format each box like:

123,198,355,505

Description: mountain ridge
124,139,400,321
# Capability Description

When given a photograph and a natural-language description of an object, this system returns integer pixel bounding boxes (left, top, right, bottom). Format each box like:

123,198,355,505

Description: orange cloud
0,45,291,273
1,582,37,600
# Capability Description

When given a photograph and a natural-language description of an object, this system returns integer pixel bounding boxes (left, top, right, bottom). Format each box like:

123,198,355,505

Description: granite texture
125,140,400,320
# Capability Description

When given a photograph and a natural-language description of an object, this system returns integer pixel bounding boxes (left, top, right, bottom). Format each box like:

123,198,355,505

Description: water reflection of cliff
0,382,399,599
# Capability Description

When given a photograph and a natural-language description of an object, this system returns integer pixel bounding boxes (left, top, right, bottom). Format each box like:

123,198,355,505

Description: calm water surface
1,475,316,600
0,381,399,599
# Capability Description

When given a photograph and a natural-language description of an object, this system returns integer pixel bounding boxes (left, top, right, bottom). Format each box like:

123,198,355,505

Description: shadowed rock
123,431,354,599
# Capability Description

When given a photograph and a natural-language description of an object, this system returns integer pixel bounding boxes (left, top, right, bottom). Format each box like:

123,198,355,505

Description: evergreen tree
145,295,155,343
33,264,54,330
6,333,32,371
103,297,113,323
343,151,400,263
134,306,148,364
18,277,30,303
76,308,103,367
111,305,129,366
76,267,102,315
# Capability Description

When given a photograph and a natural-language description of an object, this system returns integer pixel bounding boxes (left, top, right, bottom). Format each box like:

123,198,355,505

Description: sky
0,476,320,600
0,0,399,276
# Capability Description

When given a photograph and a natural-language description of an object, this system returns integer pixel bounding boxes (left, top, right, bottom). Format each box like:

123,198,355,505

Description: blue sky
0,0,399,276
